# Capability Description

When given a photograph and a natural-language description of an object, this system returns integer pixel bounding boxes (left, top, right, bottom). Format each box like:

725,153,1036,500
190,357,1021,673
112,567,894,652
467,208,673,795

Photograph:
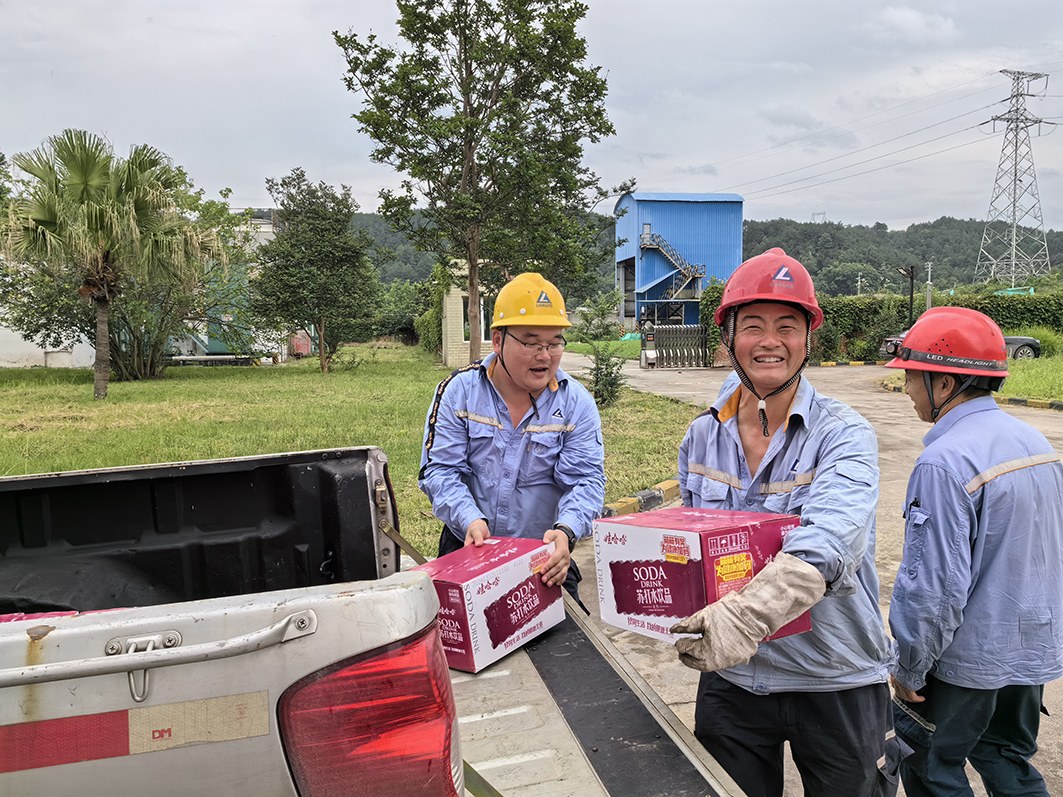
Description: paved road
562,352,1063,796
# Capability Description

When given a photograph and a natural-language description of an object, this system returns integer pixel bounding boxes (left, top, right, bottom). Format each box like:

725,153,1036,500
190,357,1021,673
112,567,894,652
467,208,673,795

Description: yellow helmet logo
491,273,571,329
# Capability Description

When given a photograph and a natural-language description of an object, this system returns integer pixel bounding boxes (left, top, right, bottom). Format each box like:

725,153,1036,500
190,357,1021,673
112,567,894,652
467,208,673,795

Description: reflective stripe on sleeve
965,453,1061,494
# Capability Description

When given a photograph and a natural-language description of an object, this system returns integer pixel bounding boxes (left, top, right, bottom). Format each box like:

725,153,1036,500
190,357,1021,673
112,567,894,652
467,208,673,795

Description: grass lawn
0,344,694,555
880,356,1063,401
567,339,641,359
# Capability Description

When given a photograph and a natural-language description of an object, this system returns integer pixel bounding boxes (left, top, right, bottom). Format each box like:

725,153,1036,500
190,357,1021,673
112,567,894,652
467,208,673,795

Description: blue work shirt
890,397,1063,691
419,352,606,542
679,375,892,694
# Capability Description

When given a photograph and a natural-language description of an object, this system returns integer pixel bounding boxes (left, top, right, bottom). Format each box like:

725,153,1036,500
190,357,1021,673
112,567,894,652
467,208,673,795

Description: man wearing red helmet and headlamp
886,307,1063,796
672,248,896,796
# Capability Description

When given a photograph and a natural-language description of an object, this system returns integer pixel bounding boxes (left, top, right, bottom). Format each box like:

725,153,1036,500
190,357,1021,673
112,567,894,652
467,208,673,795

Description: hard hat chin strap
495,332,540,419
925,371,976,422
724,309,811,437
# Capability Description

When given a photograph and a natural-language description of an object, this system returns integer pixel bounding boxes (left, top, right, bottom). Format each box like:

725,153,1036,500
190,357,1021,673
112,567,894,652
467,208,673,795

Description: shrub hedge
700,290,1063,361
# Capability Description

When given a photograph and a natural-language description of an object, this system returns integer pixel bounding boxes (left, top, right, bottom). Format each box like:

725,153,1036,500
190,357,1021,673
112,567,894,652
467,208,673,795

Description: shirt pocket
688,474,731,508
467,420,502,473
902,507,932,579
761,482,809,515
521,430,562,485
1019,611,1055,647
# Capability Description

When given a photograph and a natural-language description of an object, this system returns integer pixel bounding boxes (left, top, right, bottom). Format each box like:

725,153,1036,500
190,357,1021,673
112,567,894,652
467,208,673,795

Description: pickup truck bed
0,448,738,796
0,448,398,614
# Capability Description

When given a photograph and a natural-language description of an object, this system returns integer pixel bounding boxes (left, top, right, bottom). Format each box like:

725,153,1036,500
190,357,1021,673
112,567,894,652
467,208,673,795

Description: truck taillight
278,623,463,797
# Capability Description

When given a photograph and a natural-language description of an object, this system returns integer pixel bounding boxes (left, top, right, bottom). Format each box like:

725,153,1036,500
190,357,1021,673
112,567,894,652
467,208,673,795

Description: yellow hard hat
490,272,571,329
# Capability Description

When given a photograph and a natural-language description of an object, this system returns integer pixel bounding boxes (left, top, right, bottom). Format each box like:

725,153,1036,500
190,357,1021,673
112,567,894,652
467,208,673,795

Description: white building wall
0,326,94,368
441,287,492,369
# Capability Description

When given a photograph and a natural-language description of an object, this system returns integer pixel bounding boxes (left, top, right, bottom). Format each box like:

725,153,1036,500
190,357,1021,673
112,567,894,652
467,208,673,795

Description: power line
716,102,997,193
742,123,988,199
745,137,989,201
659,70,1004,182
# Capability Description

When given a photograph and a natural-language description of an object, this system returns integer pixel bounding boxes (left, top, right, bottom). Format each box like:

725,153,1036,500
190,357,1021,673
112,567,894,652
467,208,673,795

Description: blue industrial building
614,193,744,328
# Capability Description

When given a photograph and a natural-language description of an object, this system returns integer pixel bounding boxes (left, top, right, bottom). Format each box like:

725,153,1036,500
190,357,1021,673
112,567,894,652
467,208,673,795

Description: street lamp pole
925,260,933,311
897,266,915,329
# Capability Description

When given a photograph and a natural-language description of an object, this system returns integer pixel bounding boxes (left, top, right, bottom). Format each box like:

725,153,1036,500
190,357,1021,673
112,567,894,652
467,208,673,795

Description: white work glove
670,553,826,672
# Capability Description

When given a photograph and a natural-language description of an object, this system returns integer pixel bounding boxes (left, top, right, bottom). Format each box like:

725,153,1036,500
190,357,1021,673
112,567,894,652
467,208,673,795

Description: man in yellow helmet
418,273,606,604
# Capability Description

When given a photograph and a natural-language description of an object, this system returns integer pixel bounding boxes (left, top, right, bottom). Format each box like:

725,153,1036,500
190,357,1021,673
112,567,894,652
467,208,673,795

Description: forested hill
745,217,1062,295
350,213,437,283
352,210,1062,296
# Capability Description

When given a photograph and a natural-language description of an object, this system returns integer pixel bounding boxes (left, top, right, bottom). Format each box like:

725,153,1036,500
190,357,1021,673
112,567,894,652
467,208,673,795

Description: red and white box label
413,537,564,672
594,507,810,643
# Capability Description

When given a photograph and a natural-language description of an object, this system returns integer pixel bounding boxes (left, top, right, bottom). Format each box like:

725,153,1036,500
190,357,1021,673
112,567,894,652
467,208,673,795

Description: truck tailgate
0,572,459,796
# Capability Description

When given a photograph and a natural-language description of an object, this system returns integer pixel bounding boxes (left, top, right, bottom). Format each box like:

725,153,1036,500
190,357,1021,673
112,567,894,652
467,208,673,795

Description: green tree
815,262,868,296
249,168,380,372
570,289,622,341
335,0,624,361
5,130,211,398
376,279,425,343
0,151,12,210
0,178,238,382
175,181,264,361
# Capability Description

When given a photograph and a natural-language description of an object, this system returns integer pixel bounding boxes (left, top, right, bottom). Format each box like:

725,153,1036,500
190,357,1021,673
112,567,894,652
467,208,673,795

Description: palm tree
7,130,209,399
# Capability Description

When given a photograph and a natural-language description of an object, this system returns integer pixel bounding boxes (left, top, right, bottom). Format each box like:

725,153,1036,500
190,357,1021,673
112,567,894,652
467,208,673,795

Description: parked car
880,331,1041,360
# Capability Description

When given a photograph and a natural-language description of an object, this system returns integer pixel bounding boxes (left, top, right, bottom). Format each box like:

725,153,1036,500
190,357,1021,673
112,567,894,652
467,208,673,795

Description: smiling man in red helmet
672,248,897,796
886,307,1063,796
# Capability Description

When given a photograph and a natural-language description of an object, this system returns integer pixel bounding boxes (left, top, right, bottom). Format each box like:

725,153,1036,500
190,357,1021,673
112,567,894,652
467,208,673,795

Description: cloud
675,163,720,176
3,0,1061,230
757,108,861,151
865,6,961,45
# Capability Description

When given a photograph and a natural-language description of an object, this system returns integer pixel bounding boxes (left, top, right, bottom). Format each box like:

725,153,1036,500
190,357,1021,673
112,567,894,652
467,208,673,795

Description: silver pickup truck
0,448,738,797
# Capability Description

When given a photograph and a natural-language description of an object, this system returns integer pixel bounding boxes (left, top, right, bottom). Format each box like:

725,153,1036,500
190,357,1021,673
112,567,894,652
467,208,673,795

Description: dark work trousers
694,672,899,797
437,526,589,614
892,675,1049,797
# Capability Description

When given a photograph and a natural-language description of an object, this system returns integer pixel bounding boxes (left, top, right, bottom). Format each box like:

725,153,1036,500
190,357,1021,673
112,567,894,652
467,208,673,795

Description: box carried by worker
594,507,811,643
413,537,564,672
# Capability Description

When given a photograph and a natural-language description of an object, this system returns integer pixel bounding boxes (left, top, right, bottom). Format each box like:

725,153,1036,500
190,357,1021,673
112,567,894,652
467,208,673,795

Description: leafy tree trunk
336,2,622,361
316,320,329,373
93,297,110,400
467,227,482,362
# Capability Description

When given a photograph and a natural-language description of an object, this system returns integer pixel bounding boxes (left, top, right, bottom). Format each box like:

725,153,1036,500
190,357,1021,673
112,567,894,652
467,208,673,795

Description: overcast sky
2,1,1061,230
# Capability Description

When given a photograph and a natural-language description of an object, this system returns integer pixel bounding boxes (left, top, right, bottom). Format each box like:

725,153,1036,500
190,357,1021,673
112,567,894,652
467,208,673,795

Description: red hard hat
714,248,823,330
885,307,1009,378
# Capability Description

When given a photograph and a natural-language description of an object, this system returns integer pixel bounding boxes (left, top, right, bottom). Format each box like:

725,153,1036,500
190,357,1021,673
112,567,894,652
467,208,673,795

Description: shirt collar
481,351,564,391
710,371,813,430
923,395,998,447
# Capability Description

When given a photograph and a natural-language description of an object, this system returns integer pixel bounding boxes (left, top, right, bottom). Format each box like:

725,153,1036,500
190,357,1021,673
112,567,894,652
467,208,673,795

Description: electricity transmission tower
975,70,1054,286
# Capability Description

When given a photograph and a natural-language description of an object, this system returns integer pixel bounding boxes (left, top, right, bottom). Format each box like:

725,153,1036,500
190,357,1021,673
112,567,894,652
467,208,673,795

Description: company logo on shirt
536,290,553,307
772,266,794,282
552,409,564,418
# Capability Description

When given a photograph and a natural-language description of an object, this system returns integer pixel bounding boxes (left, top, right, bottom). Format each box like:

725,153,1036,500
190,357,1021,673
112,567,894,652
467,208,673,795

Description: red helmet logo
714,248,823,330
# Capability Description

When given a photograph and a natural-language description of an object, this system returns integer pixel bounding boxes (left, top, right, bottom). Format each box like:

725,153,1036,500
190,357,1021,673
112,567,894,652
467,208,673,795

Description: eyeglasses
505,331,567,354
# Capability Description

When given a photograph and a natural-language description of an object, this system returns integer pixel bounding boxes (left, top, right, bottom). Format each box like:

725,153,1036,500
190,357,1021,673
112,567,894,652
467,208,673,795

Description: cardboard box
413,537,565,672
593,507,810,643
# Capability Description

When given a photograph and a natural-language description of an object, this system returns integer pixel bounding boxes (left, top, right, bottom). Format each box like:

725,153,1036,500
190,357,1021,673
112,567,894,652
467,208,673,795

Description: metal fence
649,324,711,368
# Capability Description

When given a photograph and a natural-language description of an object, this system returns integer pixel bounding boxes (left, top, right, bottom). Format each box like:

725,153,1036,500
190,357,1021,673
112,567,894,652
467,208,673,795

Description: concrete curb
602,478,680,517
881,383,1063,413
